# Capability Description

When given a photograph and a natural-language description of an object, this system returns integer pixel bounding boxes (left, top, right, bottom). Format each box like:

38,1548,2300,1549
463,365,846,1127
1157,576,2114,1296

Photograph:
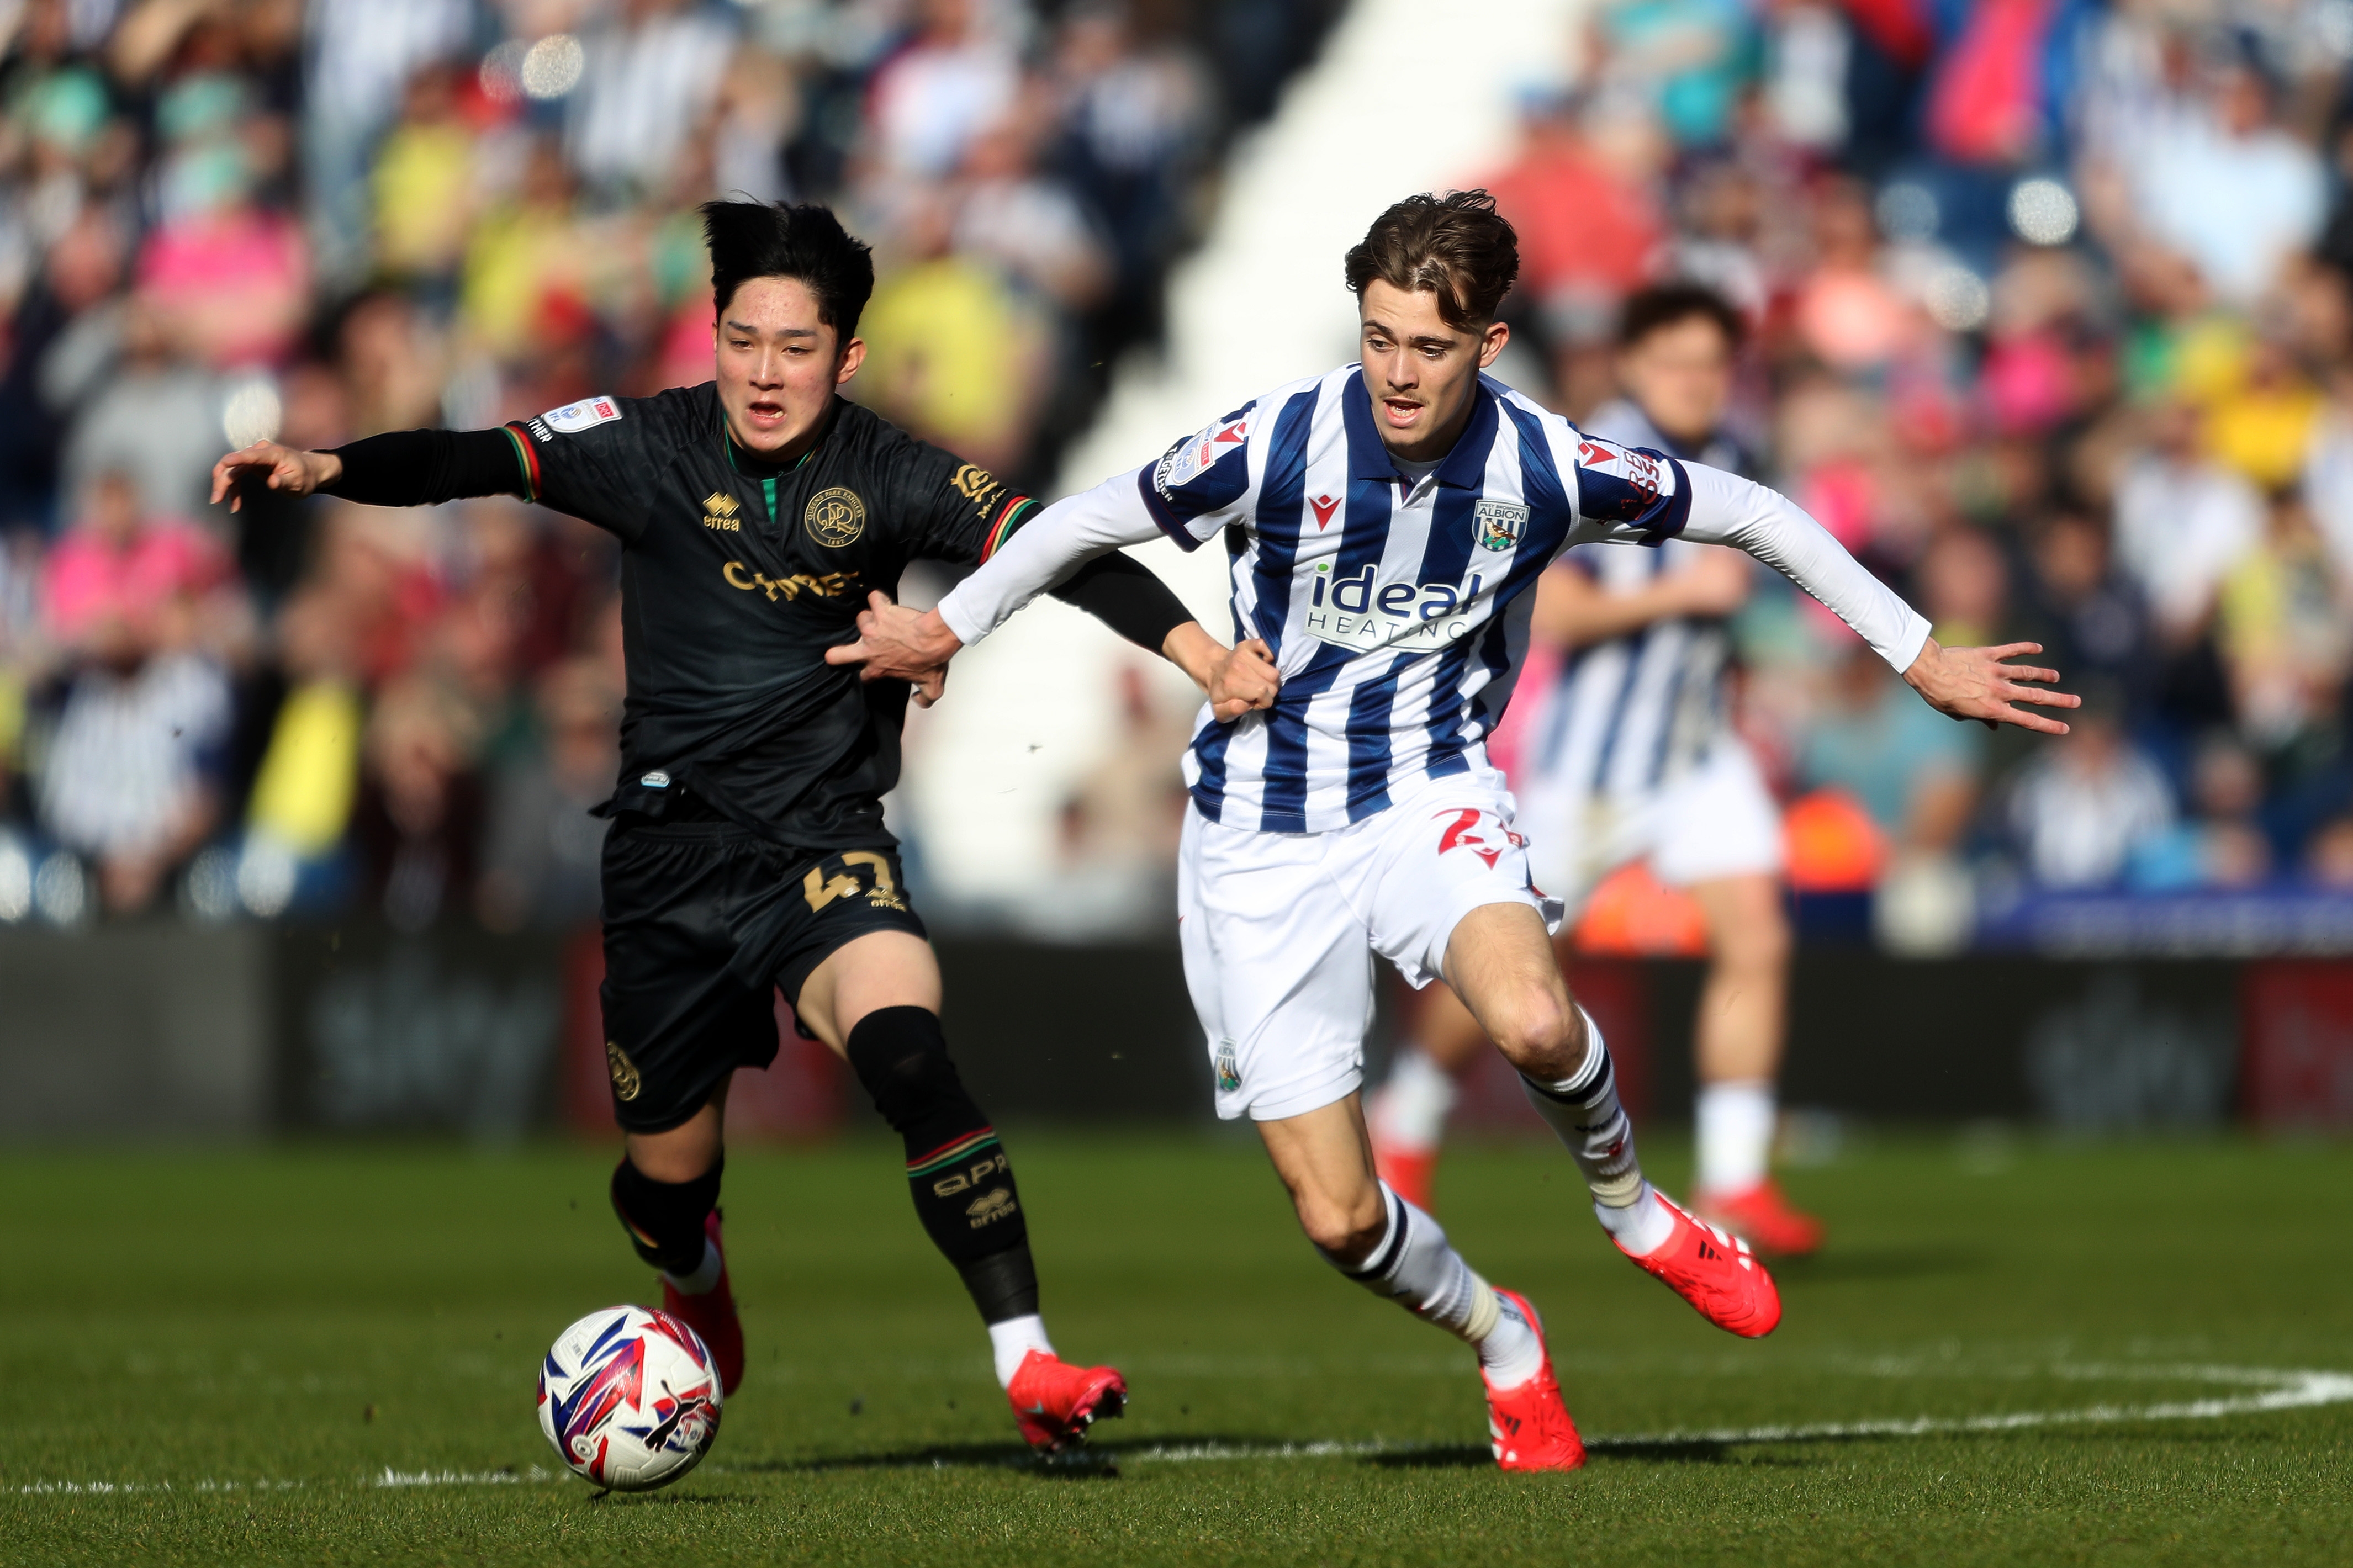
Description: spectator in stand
2007,693,2175,889
567,0,737,200
56,298,229,525
866,0,1020,182
1799,640,1986,858
2109,395,2262,645
477,655,620,933
369,61,477,293
42,469,227,649
136,73,309,369
2131,733,2273,891
2214,490,2353,751
353,673,482,935
36,592,234,916
2017,511,2153,710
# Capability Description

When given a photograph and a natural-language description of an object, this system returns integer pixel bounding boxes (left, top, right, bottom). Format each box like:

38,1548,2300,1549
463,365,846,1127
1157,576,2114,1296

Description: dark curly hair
1344,190,1520,331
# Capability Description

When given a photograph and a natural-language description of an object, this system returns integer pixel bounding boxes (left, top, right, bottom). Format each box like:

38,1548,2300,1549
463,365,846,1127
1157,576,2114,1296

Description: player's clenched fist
1202,636,1278,722
209,440,343,512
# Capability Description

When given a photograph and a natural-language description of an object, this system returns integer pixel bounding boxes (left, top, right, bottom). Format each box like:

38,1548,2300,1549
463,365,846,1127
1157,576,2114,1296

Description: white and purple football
536,1306,723,1492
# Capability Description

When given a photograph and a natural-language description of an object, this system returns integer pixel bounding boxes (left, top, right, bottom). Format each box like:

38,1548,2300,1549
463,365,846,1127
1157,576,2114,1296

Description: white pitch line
15,1368,2349,1493
1124,1366,2353,1464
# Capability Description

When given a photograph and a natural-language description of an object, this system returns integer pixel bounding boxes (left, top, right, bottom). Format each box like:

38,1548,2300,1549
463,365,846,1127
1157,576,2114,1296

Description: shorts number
803,851,906,912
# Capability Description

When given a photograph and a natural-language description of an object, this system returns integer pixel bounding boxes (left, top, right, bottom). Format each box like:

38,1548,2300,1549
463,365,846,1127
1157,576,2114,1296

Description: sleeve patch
1152,406,1252,499
541,395,623,434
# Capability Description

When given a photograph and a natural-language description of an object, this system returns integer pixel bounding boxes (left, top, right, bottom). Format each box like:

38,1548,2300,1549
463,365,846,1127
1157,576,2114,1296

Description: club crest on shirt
1473,499,1527,552
542,395,622,433
1214,1040,1241,1093
805,486,866,547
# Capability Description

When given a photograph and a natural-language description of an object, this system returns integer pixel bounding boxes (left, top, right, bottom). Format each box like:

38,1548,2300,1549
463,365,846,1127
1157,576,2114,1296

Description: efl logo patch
1473,500,1527,551
542,395,622,433
1154,408,1250,496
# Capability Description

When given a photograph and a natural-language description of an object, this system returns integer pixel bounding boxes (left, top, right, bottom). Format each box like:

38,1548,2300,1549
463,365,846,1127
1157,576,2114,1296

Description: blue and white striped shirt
1136,367,1694,833
1515,398,1746,807
937,366,1929,841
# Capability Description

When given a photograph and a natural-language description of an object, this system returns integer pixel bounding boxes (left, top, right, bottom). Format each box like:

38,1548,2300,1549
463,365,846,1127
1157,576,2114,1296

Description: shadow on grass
723,1443,1122,1481
1772,1246,1991,1284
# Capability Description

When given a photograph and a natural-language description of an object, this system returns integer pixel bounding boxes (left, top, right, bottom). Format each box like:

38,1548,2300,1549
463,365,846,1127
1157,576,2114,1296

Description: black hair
1615,281,1746,353
700,199,876,348
1345,190,1520,330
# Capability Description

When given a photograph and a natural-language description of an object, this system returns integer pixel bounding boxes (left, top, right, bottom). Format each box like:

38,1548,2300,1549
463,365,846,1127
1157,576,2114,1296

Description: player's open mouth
1382,398,1423,423
745,400,787,426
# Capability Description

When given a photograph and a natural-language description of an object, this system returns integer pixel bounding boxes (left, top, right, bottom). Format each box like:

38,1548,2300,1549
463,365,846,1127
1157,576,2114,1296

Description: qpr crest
1473,499,1527,552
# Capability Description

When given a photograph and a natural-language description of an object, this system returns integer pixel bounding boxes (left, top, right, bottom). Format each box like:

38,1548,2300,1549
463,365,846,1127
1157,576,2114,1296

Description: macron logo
1310,495,1339,529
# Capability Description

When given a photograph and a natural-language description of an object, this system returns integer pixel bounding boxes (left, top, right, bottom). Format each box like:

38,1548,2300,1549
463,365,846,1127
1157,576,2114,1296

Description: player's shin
1521,1008,1675,1256
844,1005,1052,1386
1321,1183,1543,1389
610,1154,724,1289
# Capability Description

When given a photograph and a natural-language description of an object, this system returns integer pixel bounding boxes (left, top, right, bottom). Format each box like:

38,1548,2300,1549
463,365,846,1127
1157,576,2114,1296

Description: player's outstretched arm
1672,460,2077,734
210,429,528,512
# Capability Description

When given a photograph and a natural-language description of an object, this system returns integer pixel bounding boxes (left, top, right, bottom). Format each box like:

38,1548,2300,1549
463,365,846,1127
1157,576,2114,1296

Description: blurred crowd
1467,0,2353,945
0,0,1333,929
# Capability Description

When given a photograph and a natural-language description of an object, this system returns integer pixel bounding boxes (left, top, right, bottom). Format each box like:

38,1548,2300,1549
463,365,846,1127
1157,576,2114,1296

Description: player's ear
834,336,866,385
1477,319,1510,370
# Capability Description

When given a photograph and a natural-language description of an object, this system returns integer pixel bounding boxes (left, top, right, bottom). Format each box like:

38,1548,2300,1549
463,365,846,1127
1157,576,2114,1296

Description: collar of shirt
1343,369,1501,491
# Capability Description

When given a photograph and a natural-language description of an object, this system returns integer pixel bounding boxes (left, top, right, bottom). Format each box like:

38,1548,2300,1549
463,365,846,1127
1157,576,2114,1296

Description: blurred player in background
213,200,1275,1454
1369,283,1825,1257
834,192,2076,1471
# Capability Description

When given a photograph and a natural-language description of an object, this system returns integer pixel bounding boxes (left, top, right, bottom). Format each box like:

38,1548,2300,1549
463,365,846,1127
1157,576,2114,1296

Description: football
536,1306,724,1492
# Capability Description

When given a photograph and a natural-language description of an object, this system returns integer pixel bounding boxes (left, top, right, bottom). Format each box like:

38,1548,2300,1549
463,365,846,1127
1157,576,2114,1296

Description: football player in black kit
212,200,1278,1452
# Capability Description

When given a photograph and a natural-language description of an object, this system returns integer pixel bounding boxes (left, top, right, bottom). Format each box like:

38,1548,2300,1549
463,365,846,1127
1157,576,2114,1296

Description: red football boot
1483,1289,1585,1472
1694,1179,1825,1259
1371,1137,1439,1214
1006,1350,1128,1452
660,1210,745,1396
1616,1191,1781,1338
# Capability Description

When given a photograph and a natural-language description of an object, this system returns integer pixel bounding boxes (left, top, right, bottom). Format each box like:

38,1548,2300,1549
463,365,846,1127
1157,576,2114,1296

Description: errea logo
701,492,741,531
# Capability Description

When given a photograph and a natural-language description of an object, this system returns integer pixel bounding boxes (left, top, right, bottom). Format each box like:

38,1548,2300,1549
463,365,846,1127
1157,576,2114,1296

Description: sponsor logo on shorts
701,491,741,532
965,1187,1018,1227
803,485,866,547
606,1040,642,1102
723,561,859,603
1474,499,1527,551
1214,1039,1241,1093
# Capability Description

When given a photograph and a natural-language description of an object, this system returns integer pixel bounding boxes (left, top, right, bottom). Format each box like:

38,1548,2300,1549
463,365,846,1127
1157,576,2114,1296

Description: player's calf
611,1156,745,1394
845,1005,1127,1445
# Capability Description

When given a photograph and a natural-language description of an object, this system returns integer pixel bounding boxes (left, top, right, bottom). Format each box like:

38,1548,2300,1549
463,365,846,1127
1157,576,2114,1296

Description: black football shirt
499,384,1045,848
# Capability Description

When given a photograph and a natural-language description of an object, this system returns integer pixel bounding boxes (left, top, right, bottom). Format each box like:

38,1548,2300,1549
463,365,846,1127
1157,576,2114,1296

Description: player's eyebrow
722,320,822,338
1361,317,1454,349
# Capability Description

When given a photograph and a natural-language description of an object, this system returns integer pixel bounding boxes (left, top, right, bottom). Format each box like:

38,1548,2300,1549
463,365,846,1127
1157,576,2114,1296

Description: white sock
1321,1182,1514,1345
1696,1079,1776,1195
660,1236,722,1296
988,1314,1054,1388
1371,1044,1458,1152
1477,1288,1547,1390
1520,1006,1647,1207
1594,1186,1675,1257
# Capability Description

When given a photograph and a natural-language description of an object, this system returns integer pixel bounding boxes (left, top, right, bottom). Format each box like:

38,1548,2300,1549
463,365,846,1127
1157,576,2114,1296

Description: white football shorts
1521,737,1784,912
1176,775,1564,1122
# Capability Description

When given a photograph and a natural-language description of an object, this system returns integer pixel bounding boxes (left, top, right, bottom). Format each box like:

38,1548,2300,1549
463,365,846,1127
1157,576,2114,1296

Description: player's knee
1300,1188,1388,1264
1485,988,1582,1079
844,1005,972,1138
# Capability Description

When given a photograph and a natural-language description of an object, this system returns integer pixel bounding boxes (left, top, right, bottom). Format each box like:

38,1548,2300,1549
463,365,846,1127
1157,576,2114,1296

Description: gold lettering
723,560,757,591
803,866,861,911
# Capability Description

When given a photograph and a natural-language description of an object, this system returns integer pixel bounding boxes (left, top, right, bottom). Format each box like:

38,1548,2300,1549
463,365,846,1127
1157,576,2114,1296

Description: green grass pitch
5,1130,2350,1566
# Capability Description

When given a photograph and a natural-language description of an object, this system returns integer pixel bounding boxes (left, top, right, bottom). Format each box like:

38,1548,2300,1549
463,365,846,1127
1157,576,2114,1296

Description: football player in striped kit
1367,282,1829,1257
832,193,2076,1470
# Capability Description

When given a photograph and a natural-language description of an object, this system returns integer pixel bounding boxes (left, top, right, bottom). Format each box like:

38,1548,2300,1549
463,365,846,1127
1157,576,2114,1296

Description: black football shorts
597,818,927,1133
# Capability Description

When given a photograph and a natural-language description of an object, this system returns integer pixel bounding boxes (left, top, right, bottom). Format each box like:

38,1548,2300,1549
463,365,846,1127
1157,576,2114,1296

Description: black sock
610,1155,722,1276
845,1005,1040,1323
